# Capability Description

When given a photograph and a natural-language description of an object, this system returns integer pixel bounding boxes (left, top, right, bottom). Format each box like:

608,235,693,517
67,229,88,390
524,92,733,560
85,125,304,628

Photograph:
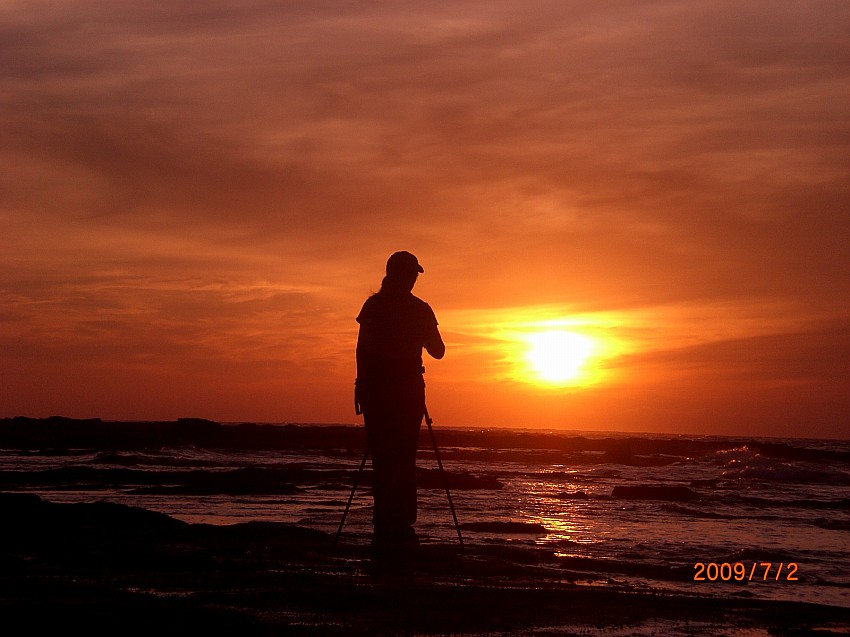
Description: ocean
1,418,848,610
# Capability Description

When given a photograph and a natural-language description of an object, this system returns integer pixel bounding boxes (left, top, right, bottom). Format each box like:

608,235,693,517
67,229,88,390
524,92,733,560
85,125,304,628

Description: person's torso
358,293,433,377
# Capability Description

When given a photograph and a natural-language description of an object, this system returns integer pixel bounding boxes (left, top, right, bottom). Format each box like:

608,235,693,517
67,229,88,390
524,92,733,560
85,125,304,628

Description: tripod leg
333,446,369,550
424,406,465,550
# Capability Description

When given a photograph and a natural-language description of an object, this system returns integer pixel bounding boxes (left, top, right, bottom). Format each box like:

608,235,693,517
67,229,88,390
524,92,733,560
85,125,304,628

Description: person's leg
364,409,394,539
363,380,424,547
395,389,423,529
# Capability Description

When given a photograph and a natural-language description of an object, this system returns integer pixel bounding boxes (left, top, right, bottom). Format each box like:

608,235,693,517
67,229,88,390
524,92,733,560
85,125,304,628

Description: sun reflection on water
516,477,602,547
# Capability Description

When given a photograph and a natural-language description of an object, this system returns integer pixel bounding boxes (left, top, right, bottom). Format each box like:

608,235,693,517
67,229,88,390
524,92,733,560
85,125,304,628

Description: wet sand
2,493,849,636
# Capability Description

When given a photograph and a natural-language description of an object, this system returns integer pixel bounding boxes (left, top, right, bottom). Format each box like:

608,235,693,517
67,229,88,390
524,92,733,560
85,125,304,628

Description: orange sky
2,1,849,438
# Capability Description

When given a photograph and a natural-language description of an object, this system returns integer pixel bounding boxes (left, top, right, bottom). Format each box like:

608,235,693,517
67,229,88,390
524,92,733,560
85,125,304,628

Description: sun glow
440,306,629,388
526,330,595,384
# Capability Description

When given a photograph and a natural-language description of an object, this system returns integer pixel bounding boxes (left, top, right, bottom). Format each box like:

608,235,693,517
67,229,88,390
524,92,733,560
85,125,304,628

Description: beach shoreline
3,492,849,636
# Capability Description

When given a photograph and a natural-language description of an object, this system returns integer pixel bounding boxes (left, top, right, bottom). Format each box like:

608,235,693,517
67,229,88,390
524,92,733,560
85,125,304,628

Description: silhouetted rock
0,491,186,537
416,468,503,490
611,485,700,501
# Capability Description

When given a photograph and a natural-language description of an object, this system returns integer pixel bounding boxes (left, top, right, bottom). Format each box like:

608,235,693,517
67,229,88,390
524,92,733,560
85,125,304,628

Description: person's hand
354,380,363,415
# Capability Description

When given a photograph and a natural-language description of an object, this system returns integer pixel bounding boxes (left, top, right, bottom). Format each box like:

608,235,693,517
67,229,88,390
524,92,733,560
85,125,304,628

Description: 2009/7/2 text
693,562,799,582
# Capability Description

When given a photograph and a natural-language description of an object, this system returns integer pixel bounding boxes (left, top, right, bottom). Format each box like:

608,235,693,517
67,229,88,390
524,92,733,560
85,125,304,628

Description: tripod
333,404,464,550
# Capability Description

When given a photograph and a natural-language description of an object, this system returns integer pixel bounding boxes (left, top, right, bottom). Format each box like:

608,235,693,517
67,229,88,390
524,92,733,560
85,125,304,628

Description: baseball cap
386,251,424,276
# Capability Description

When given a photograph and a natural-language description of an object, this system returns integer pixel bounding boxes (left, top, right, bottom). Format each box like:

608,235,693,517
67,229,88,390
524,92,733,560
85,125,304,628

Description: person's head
380,251,423,294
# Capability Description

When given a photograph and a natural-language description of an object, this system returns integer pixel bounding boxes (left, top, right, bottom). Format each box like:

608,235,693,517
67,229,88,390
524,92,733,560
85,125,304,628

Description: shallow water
3,426,848,609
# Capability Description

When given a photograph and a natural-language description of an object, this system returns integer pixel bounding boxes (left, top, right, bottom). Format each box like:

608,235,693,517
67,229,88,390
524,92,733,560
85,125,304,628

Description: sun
525,330,595,384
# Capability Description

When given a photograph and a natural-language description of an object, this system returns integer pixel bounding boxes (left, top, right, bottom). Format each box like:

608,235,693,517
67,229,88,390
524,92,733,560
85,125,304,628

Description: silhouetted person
355,251,445,551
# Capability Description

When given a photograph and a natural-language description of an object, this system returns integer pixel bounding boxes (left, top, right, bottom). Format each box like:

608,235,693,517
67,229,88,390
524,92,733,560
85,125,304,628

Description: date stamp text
693,562,799,582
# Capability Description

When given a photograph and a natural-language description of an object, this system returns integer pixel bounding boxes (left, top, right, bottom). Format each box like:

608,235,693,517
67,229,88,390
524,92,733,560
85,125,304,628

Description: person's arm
355,322,371,414
354,317,373,416
355,323,369,379
423,322,445,360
